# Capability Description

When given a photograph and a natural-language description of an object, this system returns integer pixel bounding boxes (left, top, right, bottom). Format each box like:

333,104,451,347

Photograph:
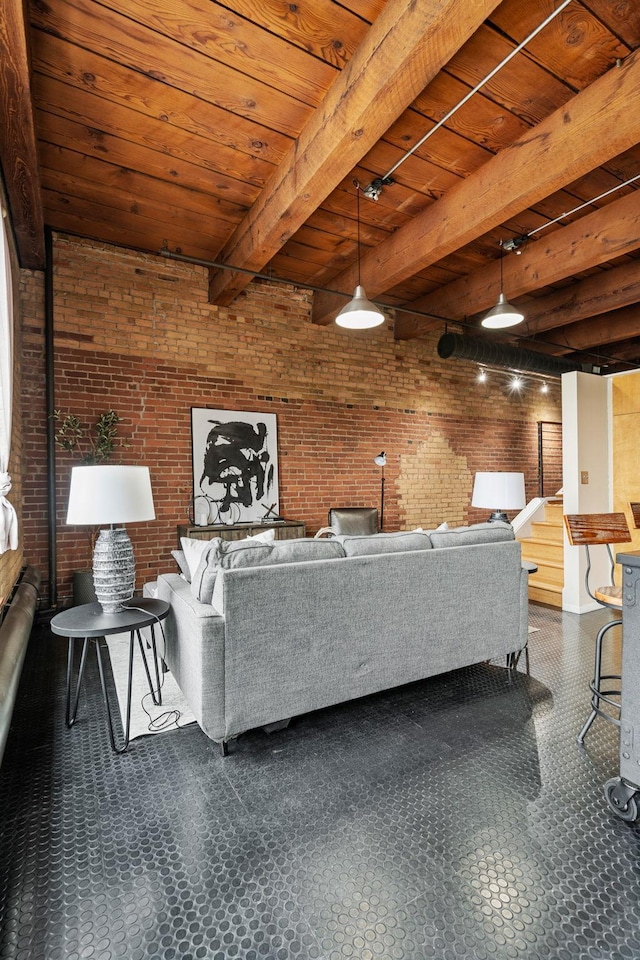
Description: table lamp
67,465,155,613
471,471,525,523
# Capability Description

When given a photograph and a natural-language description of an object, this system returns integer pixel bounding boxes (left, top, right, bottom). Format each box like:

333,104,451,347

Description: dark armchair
327,507,379,536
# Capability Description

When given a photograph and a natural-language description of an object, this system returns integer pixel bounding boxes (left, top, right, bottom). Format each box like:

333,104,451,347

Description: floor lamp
374,452,386,531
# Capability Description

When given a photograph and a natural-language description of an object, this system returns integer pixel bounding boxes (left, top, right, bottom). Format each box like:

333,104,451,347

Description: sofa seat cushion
336,530,433,557
429,521,514,548
192,536,346,603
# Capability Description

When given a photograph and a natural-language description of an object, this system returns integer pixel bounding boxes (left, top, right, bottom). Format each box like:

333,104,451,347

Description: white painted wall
561,371,611,613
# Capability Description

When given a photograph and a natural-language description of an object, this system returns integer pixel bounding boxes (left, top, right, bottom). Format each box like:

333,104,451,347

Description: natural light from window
0,207,18,553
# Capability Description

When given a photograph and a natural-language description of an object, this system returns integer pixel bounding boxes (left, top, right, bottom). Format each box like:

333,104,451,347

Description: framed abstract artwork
191,408,279,524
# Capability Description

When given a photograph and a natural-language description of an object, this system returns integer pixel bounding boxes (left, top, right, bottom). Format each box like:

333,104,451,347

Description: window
0,207,18,552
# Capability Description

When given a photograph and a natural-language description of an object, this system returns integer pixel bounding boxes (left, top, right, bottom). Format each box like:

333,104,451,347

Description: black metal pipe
45,227,57,609
437,332,591,377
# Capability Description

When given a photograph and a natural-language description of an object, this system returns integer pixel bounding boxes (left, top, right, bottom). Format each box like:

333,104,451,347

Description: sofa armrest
156,573,227,741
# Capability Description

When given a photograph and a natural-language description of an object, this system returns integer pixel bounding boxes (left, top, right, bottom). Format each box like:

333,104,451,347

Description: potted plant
53,410,127,603
53,409,123,464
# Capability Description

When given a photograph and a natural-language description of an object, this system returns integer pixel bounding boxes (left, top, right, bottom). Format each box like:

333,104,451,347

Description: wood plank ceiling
3,0,640,373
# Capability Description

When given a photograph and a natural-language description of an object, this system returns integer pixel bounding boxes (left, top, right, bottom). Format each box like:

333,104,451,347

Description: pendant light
335,181,385,329
481,242,524,329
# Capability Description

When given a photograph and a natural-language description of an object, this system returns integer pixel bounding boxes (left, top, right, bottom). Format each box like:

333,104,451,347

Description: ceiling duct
437,332,595,378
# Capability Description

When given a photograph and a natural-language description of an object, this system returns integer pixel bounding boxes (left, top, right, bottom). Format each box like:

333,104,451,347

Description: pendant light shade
481,243,524,329
335,180,386,330
481,292,524,329
336,284,385,329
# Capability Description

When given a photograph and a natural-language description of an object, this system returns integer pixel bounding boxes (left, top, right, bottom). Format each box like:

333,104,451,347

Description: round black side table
51,598,170,753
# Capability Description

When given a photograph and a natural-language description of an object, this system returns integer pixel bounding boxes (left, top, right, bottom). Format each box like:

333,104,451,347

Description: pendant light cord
354,178,362,286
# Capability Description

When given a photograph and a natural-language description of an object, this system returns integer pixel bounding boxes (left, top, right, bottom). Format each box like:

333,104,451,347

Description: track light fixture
361,176,395,202
501,234,530,254
335,181,385,330
481,242,524,330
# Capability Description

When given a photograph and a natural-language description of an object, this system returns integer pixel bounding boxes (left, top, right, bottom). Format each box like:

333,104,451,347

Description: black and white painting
191,408,279,524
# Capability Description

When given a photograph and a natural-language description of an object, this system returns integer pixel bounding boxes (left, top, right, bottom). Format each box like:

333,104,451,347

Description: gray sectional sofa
149,523,530,753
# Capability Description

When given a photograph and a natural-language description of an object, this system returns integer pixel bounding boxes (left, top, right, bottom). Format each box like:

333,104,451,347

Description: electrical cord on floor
123,604,183,734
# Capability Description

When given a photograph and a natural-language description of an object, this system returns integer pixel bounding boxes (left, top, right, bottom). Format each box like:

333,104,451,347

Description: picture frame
190,408,279,524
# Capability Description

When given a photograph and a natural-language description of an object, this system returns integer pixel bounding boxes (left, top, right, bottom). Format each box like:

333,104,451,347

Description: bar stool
564,513,632,744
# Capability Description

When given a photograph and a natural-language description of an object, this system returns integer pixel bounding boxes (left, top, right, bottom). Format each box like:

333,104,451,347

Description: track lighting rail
362,0,573,201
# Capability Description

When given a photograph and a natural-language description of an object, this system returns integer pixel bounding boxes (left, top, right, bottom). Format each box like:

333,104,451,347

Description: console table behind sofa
177,520,305,544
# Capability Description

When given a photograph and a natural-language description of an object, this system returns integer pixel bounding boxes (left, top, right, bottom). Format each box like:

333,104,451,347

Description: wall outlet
581,471,589,484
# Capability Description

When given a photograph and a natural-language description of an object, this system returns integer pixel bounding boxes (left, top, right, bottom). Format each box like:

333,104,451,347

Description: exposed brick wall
21,234,562,606
539,421,563,498
18,270,47,599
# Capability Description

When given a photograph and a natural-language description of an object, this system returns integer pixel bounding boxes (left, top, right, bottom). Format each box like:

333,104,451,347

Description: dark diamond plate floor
1,604,640,960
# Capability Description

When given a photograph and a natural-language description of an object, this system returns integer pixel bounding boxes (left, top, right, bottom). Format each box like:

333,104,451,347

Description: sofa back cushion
429,521,514,549
336,530,433,557
192,536,346,603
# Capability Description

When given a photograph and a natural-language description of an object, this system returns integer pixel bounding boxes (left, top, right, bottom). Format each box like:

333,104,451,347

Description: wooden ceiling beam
314,47,640,326
599,337,640,362
207,0,503,306
511,258,640,336
405,254,640,343
394,186,640,339
539,304,640,356
0,0,44,268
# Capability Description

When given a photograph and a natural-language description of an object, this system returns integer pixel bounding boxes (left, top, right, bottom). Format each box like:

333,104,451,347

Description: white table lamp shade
471,472,526,511
67,465,155,526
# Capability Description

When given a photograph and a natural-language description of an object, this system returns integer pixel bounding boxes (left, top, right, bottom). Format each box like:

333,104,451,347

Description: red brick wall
21,234,562,606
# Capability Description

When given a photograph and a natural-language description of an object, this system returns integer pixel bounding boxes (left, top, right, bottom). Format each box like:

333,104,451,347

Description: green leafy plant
53,409,126,464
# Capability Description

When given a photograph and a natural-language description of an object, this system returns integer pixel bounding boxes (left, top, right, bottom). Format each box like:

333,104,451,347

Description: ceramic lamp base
93,527,135,613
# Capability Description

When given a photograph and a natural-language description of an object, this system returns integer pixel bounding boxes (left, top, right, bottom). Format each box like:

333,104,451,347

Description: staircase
517,497,564,608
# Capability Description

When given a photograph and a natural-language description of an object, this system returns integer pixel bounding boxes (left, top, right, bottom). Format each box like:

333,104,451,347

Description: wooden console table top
177,520,305,544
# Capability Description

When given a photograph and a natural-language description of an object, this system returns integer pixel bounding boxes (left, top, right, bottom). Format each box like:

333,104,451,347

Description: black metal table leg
95,632,135,753
66,636,90,727
52,598,171,754
135,627,162,706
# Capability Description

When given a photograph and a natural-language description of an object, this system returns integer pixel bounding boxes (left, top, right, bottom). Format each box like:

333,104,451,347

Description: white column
561,371,611,613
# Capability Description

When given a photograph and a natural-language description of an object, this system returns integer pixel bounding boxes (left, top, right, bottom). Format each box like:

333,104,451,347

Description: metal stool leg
577,617,622,744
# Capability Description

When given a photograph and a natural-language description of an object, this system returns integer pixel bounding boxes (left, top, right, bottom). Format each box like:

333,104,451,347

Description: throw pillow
171,549,191,580
191,538,273,603
245,528,276,543
180,536,213,582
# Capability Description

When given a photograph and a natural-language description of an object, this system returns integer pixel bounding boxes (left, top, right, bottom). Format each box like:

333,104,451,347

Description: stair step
528,579,563,607
520,548,563,564
529,563,564,586
519,538,564,563
531,521,564,542
520,499,564,607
